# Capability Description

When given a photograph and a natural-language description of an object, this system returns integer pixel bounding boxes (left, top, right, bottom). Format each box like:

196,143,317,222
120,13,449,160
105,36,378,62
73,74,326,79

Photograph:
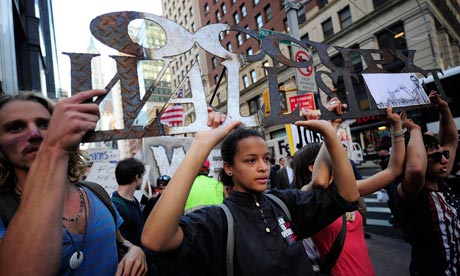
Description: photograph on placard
362,73,431,109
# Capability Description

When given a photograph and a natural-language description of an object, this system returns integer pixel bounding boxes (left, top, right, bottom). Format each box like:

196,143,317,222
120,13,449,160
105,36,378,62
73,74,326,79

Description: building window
241,4,247,17
297,7,306,25
216,11,221,21
301,33,309,42
373,0,386,8
376,22,408,72
263,60,270,75
248,96,260,115
192,22,196,32
254,0,260,6
214,75,219,83
219,32,224,40
339,6,352,29
245,25,250,39
227,42,232,51
250,70,257,83
243,75,249,88
265,5,273,21
205,3,209,14
318,0,328,8
212,57,218,68
247,47,253,56
189,7,193,16
237,33,244,45
233,12,240,24
256,14,263,28
222,3,227,14
322,18,333,39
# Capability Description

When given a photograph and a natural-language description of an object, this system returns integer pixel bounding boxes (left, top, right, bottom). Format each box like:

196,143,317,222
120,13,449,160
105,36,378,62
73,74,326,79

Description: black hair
156,175,171,186
115,157,145,185
292,143,322,190
423,134,440,151
218,127,264,187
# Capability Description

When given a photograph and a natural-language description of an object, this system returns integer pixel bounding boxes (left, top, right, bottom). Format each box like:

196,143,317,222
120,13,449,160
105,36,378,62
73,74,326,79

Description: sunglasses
158,175,171,182
427,150,450,163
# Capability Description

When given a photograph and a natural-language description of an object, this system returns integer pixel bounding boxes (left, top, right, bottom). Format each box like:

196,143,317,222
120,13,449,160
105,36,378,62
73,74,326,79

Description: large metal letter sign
65,11,448,142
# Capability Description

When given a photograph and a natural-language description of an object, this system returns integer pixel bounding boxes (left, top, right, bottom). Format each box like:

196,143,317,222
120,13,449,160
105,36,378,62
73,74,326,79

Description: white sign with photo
362,73,431,109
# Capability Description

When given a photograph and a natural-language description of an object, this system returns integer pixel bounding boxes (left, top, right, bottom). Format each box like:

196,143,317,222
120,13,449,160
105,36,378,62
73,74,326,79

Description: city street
358,161,412,275
367,233,411,276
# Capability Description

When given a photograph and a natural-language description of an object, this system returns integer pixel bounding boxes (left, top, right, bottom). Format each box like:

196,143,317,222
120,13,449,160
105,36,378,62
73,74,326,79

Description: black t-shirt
111,191,144,247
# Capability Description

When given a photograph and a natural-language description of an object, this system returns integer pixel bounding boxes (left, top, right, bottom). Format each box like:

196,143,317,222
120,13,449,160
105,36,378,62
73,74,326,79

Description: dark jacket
269,164,281,188
159,186,357,276
274,167,291,189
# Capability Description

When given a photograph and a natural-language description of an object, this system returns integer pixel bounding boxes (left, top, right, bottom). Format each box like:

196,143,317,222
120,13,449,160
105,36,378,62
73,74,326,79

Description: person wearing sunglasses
396,90,459,276
142,175,171,223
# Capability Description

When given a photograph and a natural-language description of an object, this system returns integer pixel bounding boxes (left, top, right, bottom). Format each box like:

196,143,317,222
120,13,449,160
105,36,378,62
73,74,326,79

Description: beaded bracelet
391,128,407,137
392,137,405,143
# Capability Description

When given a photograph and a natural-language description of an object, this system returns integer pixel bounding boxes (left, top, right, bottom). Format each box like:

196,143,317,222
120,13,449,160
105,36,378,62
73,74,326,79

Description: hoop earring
227,172,232,176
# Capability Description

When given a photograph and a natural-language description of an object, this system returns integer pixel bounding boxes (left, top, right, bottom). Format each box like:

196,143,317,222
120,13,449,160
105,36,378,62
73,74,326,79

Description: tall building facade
0,0,59,98
300,0,460,155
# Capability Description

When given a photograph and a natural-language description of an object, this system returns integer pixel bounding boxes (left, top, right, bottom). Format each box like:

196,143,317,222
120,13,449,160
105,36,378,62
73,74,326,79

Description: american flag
160,89,184,127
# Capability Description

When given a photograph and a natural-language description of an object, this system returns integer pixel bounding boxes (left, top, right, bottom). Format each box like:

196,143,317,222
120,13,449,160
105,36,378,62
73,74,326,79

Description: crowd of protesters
0,88,457,276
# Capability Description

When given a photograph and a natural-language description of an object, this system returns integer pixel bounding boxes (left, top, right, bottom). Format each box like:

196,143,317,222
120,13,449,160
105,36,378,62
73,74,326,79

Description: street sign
293,48,318,92
258,29,291,45
295,50,313,77
288,92,316,111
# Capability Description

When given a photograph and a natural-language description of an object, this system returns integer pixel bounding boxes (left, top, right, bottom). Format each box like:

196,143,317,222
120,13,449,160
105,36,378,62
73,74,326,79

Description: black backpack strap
219,204,234,276
264,193,291,220
79,181,117,224
0,192,20,228
220,194,291,276
319,214,347,273
111,196,132,225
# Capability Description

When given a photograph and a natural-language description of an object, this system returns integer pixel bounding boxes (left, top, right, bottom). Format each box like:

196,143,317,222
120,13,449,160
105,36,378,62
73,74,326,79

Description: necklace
62,185,84,222
63,185,88,270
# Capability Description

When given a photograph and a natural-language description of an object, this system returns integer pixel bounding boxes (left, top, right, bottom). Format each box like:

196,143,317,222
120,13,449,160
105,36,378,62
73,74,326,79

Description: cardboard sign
85,162,147,201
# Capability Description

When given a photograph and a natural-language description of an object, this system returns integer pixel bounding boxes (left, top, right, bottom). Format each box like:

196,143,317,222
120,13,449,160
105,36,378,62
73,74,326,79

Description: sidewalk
366,234,411,276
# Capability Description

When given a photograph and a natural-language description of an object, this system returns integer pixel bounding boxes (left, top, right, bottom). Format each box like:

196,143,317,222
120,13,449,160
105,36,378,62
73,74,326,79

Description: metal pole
284,0,304,40
283,0,318,100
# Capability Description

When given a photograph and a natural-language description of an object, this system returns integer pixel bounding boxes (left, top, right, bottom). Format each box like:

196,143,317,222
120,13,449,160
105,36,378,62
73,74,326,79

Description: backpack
79,181,118,224
0,190,20,228
219,193,346,276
